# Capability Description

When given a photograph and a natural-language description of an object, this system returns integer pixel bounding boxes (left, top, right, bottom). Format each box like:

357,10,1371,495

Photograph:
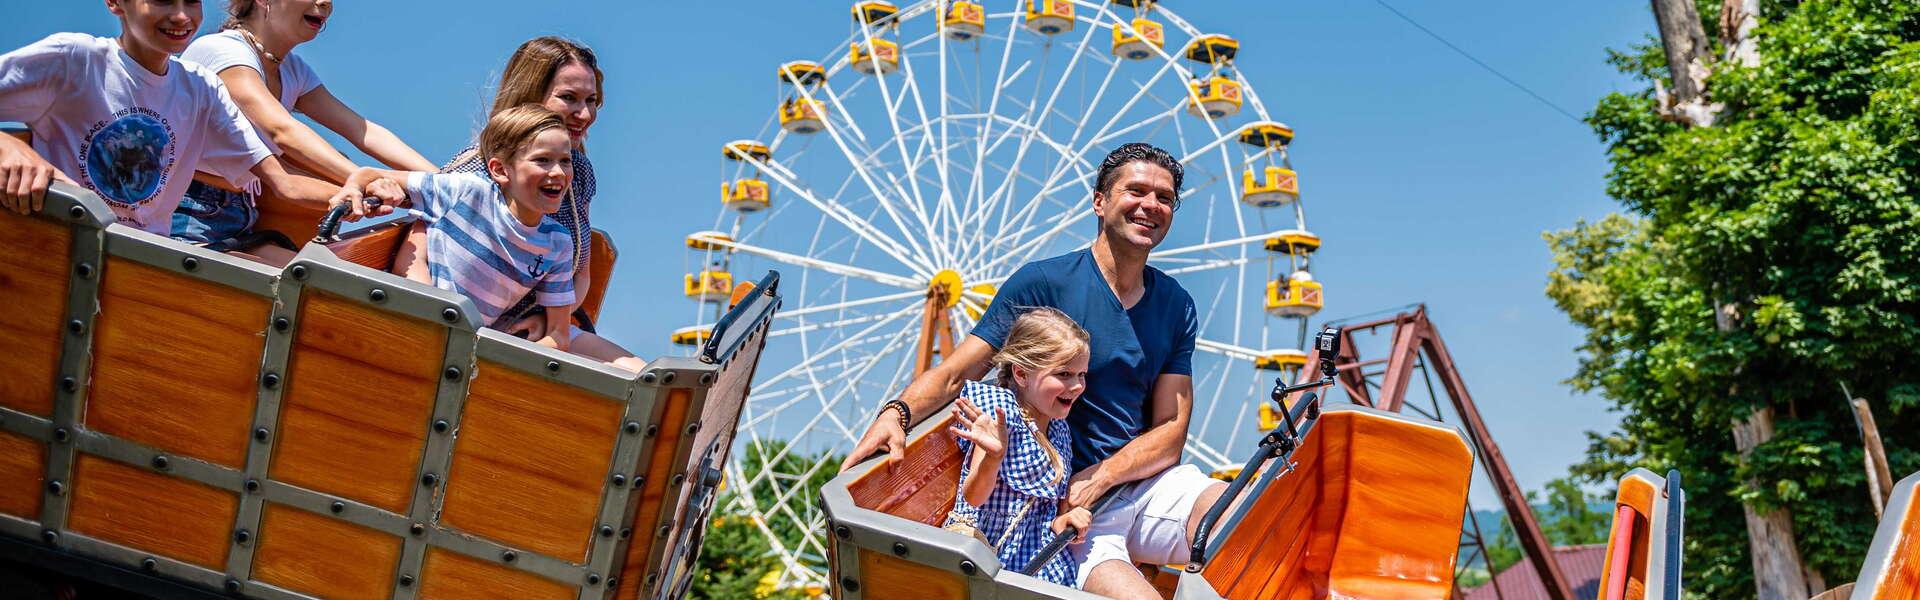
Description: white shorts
1069,464,1223,587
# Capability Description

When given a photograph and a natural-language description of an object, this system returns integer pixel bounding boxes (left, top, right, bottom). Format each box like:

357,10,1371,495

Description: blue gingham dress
442,144,596,323
946,380,1076,586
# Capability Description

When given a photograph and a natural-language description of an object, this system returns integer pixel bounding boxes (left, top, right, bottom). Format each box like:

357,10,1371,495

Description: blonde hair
491,37,605,118
479,104,566,164
993,307,1090,389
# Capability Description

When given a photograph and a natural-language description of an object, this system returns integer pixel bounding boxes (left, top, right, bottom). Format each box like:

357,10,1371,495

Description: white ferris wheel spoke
688,232,920,289
743,154,938,277
1157,256,1251,277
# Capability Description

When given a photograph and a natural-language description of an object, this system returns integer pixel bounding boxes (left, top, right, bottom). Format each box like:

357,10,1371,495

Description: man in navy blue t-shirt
841,143,1227,597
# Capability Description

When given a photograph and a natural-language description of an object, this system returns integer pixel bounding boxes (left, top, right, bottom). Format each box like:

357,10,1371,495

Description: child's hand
362,177,406,213
949,397,1007,457
1048,506,1093,544
538,307,571,352
504,312,548,340
0,149,59,215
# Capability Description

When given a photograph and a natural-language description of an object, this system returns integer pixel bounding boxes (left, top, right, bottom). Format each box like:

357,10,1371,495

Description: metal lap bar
39,182,113,543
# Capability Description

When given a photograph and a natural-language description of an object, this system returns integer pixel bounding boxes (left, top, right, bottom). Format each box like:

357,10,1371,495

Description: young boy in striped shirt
328,104,645,372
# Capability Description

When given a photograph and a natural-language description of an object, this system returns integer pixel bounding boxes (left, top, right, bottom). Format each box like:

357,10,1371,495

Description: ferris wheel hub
930,269,964,309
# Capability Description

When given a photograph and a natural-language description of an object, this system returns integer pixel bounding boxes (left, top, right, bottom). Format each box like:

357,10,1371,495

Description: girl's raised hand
949,397,1008,457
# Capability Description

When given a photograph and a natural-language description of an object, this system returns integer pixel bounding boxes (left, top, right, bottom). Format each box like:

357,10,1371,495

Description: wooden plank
614,388,689,600
86,257,266,468
845,411,964,525
293,290,445,377
0,430,45,520
419,547,573,600
0,214,69,417
581,230,615,322
440,361,623,563
855,548,966,600
252,503,403,600
1322,412,1471,599
1873,496,1920,597
65,454,237,570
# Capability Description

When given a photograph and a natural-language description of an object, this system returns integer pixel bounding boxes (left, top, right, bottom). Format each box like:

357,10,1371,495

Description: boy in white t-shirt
0,0,333,242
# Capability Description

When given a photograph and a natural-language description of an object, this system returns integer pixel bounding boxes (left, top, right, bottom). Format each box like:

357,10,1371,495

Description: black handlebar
314,202,352,243
1019,485,1126,576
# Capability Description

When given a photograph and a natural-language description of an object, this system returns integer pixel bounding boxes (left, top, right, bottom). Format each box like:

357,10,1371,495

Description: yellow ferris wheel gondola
722,139,774,211
722,139,771,162
776,61,830,134
1238,120,1295,149
850,38,900,75
1242,166,1299,208
1187,75,1242,119
1184,33,1240,64
943,1,986,41
1025,0,1074,35
670,325,714,347
1112,17,1165,60
1264,229,1321,256
686,230,734,251
1266,270,1324,318
852,1,899,26
686,268,736,304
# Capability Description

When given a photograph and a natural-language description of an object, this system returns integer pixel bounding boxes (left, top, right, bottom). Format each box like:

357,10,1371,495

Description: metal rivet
234,529,250,545
140,557,156,571
892,542,908,556
639,372,658,384
68,205,84,220
261,372,280,389
610,474,627,487
289,265,307,280
272,317,289,332
330,501,345,514
432,419,450,433
960,560,978,576
244,479,260,493
254,428,270,442
606,576,618,588
587,573,602,586
657,525,671,538
421,473,438,487
624,421,640,434
599,525,615,538
181,256,198,272
52,428,69,443
368,288,386,303
661,372,676,385
443,366,462,381
151,455,169,470
39,530,55,544
620,528,632,539
687,422,701,435
646,574,658,587
501,550,517,563
75,263,93,279
632,476,646,488
833,526,850,540
45,481,63,496
841,577,860,593
66,319,83,335
442,307,460,323
410,523,426,537
399,575,415,588
670,474,685,487
644,424,659,438
59,377,76,393
546,361,561,373
700,373,715,386
224,579,240,593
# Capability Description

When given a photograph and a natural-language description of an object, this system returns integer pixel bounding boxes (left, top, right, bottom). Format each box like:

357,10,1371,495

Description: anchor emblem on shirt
528,256,546,278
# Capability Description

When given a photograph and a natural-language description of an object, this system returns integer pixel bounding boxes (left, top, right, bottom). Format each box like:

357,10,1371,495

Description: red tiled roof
1461,544,1608,600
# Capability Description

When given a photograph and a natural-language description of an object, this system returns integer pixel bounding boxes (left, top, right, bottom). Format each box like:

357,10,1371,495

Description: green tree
1549,0,1920,596
690,440,844,599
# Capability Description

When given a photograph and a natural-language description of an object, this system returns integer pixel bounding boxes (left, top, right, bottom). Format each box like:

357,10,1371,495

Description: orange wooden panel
1599,476,1660,600
855,549,966,600
581,230,615,322
253,189,326,250
419,548,572,600
0,430,45,520
86,257,266,467
66,455,237,570
1869,496,1919,599
1322,413,1471,599
1210,423,1333,599
0,213,69,417
252,503,403,600
615,388,690,600
441,361,622,562
323,224,408,273
845,411,964,525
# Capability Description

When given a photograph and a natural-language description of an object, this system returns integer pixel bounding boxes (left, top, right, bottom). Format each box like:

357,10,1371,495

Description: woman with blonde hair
173,0,436,264
394,36,605,337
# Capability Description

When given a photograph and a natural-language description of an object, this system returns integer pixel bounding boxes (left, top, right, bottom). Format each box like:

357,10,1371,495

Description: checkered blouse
946,380,1076,586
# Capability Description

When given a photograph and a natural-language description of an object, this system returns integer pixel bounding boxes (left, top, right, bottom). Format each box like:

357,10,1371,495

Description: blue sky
9,1,1656,498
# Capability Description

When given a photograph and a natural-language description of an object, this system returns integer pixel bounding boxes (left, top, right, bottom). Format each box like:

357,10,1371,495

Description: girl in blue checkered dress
943,308,1092,587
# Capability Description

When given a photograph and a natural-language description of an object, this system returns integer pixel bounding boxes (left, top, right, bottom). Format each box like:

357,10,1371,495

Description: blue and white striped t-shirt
405,172,576,327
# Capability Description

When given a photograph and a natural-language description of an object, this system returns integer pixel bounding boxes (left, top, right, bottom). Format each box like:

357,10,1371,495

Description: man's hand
1049,506,1094,545
0,149,58,215
1066,466,1114,511
838,408,906,473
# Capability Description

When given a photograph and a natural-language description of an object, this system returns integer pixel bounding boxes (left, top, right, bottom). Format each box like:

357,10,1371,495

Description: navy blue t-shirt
970,249,1197,473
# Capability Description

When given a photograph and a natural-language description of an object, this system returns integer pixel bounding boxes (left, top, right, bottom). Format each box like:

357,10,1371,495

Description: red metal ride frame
1294,306,1577,600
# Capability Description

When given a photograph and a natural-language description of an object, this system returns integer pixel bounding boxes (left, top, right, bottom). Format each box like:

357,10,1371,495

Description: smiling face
1013,349,1090,423
1092,160,1178,252
543,63,600,146
263,0,331,44
110,0,202,58
487,128,574,226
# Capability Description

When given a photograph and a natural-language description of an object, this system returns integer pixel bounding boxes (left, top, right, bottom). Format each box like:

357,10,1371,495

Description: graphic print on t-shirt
78,107,177,217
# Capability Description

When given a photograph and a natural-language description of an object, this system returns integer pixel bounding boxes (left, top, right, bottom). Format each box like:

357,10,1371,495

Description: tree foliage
690,440,843,599
1550,0,1920,596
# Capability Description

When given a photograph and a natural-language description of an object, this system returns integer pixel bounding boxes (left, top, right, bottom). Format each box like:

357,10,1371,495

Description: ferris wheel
677,0,1325,587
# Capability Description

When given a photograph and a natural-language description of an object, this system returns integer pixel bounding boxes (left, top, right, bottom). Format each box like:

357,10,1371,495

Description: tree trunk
1720,0,1762,66
1649,0,1717,123
1731,407,1825,600
1851,398,1894,517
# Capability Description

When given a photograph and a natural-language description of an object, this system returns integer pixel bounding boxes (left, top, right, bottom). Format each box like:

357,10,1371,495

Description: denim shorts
171,180,257,245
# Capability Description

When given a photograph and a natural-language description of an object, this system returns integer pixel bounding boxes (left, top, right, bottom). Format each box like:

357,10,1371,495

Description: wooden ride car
0,182,780,600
